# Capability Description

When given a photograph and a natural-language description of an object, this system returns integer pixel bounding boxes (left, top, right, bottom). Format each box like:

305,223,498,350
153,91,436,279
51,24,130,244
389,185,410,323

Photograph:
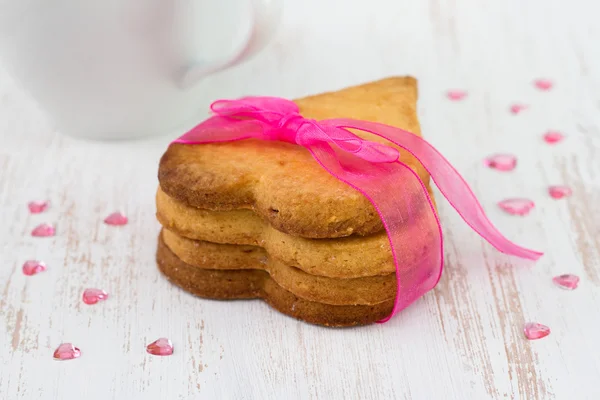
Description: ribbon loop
173,96,542,322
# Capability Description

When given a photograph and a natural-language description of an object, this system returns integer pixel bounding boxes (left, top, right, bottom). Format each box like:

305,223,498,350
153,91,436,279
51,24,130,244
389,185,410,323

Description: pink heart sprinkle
534,79,553,91
53,343,81,360
524,322,551,340
446,90,467,101
510,104,528,114
548,185,572,199
31,223,55,237
28,201,49,214
104,212,128,226
552,274,580,290
484,154,517,171
498,198,535,216
22,260,47,276
146,338,174,356
82,288,109,305
543,131,564,144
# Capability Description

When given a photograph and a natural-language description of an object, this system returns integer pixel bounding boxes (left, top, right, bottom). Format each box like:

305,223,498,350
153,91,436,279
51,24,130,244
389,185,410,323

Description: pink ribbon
173,96,543,322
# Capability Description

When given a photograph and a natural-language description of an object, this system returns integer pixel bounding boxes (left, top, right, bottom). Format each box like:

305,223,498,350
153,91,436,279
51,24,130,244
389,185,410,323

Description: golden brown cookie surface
158,76,427,239
156,188,438,278
161,229,396,305
156,233,394,327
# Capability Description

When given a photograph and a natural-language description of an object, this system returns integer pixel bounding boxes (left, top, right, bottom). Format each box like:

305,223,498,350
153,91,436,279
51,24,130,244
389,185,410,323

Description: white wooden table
1,1,599,398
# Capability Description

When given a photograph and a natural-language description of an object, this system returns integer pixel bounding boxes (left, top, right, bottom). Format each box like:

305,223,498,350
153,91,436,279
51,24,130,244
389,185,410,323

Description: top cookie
158,76,428,239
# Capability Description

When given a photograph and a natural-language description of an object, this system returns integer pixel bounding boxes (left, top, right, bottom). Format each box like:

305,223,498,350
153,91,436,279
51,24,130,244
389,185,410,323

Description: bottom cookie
156,234,393,327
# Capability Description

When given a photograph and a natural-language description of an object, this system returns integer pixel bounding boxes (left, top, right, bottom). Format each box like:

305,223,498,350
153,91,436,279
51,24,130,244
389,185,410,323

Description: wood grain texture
1,0,600,399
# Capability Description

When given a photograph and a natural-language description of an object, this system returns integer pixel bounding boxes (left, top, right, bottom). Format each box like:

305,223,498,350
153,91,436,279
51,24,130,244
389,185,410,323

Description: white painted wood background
1,0,599,398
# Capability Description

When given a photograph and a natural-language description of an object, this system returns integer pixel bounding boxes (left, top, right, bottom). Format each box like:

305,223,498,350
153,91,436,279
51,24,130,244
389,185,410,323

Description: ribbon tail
327,119,543,261
305,141,444,321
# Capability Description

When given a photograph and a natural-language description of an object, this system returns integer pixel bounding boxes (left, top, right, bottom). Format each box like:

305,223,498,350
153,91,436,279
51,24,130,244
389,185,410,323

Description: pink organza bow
173,96,542,322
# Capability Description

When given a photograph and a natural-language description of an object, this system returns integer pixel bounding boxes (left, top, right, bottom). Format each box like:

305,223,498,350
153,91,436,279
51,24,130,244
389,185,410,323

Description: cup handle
177,0,282,89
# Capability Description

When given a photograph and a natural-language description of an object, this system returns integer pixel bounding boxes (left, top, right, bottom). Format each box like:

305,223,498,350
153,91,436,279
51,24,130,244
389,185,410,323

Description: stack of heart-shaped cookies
155,77,436,326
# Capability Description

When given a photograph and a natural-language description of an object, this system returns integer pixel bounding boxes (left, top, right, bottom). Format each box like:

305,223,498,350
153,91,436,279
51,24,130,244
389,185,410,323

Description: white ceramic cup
0,0,281,139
